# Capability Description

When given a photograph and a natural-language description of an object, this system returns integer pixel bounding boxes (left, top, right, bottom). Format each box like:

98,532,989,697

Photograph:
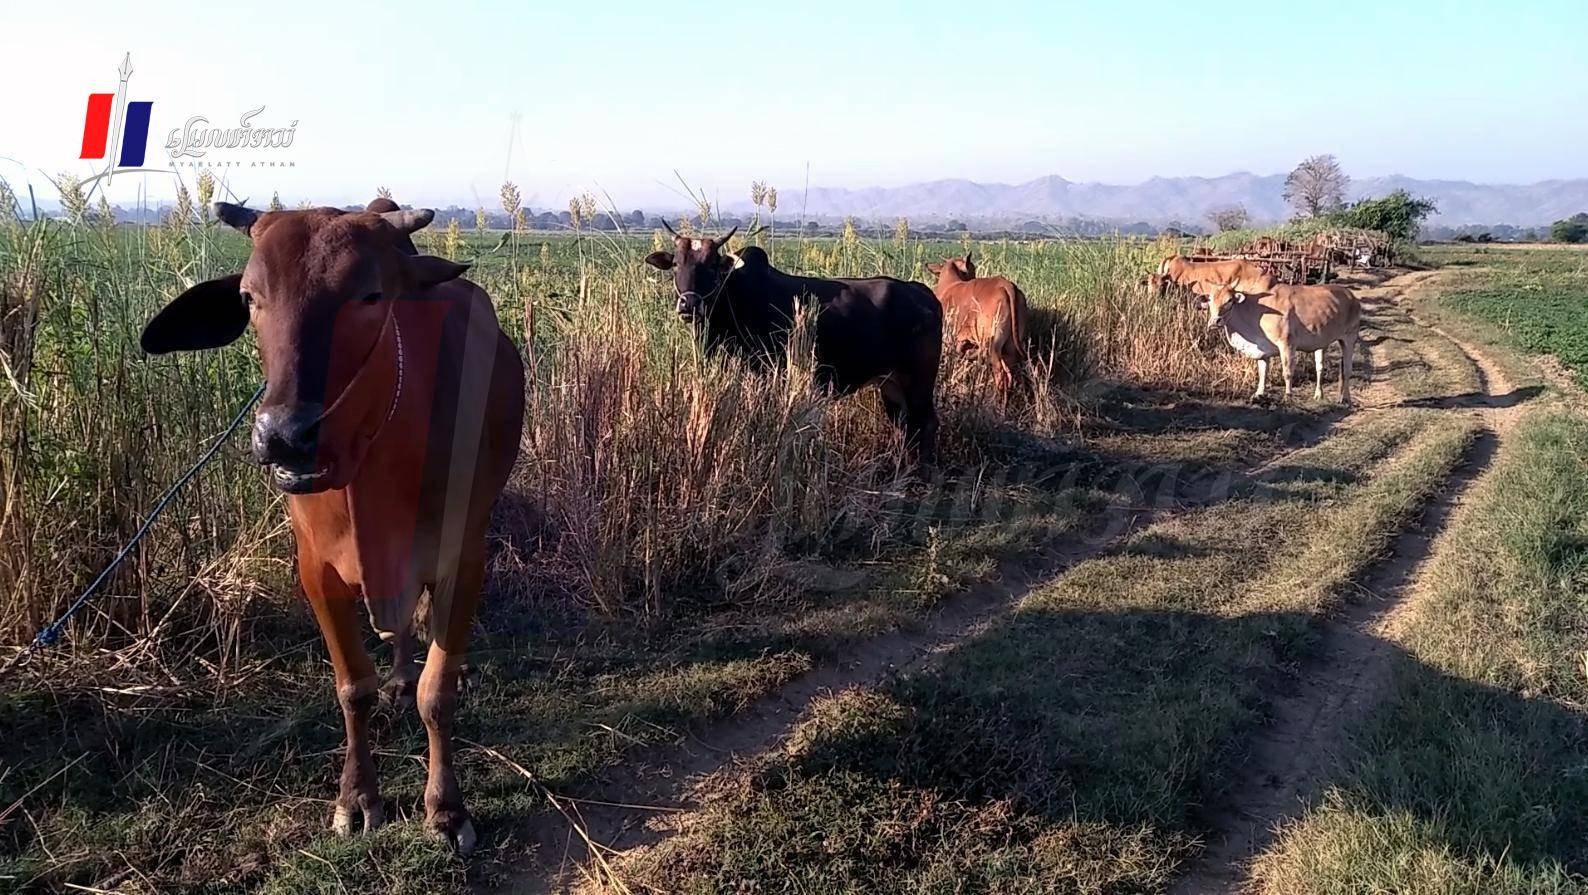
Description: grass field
1417,243,1588,386
4,195,1588,895
0,192,1250,893
1252,408,1588,894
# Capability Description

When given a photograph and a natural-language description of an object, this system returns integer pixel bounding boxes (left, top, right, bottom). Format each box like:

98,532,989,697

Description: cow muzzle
676,291,706,321
252,404,333,493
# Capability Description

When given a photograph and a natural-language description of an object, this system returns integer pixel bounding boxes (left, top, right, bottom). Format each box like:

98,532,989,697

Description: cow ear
214,203,258,237
140,274,249,354
645,251,675,270
925,261,943,275
405,255,469,290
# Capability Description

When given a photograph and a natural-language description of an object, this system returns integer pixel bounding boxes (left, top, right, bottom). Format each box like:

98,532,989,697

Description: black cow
645,227,942,464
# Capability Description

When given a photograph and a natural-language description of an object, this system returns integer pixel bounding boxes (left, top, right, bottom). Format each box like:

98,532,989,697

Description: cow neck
707,265,753,333
311,303,405,445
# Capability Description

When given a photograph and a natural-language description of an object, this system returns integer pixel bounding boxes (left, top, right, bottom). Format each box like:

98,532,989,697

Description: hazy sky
3,0,1584,211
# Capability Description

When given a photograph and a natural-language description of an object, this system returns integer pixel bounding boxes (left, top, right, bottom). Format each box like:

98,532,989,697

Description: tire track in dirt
492,371,1364,893
495,270,1441,895
1169,271,1531,895
497,492,1204,894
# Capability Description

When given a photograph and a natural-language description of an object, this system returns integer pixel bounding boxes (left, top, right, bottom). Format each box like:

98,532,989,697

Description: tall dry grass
0,183,279,671
1,183,1246,659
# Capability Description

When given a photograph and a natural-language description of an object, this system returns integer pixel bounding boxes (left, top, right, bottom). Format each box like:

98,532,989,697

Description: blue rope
1,381,266,679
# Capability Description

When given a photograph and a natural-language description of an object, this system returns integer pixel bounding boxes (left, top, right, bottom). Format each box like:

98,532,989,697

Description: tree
1283,154,1350,218
1550,213,1588,244
1337,190,1438,241
1207,205,1250,232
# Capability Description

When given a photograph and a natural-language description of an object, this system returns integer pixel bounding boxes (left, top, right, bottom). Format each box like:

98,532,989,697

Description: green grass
1253,409,1588,894
626,398,1481,894
11,203,1564,894
0,205,1281,893
1419,244,1588,386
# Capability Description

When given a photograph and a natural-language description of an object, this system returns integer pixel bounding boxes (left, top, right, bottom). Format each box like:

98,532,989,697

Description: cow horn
714,226,738,246
660,218,681,238
214,202,258,236
377,208,436,234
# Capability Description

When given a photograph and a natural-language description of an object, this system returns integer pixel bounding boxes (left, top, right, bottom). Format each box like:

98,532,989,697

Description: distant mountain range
724,173,1586,228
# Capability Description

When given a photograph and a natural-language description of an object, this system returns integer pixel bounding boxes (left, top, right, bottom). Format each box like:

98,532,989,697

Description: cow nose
251,404,323,468
676,291,702,316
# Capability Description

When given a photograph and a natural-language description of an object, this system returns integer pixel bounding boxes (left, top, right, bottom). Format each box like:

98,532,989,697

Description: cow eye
240,290,254,308
360,291,382,304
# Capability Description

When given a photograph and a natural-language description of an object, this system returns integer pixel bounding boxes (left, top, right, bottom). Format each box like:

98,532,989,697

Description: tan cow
1202,281,1362,403
1150,254,1276,297
926,253,1028,393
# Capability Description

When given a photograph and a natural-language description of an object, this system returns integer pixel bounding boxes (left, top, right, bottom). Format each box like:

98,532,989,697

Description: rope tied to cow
0,381,267,682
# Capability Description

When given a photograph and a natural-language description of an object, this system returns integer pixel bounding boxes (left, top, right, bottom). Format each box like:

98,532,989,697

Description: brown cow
925,253,1028,392
1201,280,1361,403
1149,254,1276,297
140,200,525,854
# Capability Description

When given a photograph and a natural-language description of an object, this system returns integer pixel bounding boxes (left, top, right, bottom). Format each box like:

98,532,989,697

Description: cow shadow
1088,384,1348,451
1374,358,1432,376
1362,334,1415,347
1399,384,1544,411
773,606,1588,888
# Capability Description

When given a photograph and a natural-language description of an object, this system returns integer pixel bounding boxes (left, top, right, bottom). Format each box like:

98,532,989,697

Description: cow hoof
380,677,417,712
428,811,476,856
331,799,387,836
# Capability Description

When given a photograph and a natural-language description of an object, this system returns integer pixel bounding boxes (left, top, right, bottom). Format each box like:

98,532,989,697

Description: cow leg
910,331,943,467
418,545,485,855
1313,349,1326,400
1278,345,1295,398
906,387,939,467
993,352,1014,402
1254,358,1269,399
879,378,908,429
381,629,421,711
1339,336,1356,404
303,563,386,835
879,376,936,467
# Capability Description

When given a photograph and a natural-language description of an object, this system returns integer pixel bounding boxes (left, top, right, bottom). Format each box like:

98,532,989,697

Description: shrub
1336,190,1438,242
1550,214,1588,244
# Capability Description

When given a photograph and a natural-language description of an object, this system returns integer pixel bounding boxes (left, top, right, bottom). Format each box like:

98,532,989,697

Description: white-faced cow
1201,280,1362,403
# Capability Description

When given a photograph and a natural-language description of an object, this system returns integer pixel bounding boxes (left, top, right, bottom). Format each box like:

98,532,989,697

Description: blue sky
2,0,1583,211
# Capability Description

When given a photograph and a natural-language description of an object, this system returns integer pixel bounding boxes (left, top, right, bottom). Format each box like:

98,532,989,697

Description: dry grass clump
0,194,279,663
512,298,914,617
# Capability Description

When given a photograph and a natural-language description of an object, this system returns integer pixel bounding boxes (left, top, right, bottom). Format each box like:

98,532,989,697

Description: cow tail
1007,283,1027,359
